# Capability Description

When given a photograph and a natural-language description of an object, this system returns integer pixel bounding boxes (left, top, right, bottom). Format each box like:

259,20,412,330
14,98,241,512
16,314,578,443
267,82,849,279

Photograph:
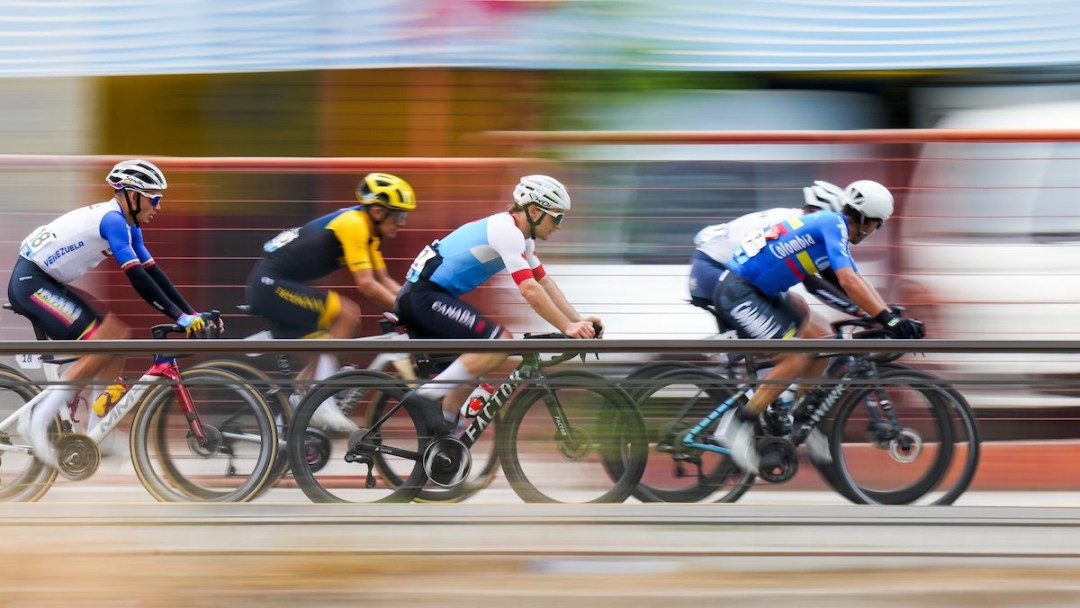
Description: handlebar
522,323,604,367
151,310,221,340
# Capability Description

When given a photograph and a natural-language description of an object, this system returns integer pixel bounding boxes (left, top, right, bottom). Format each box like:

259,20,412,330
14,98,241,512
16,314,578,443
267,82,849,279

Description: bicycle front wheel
286,369,430,503
825,370,963,505
130,368,278,503
498,371,648,503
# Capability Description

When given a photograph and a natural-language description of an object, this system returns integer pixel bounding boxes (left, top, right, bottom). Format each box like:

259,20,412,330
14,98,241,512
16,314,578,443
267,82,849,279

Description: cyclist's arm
100,212,186,320
351,266,398,311
802,273,860,316
538,275,583,322
131,227,196,315
833,267,889,318
373,265,401,297
517,277,576,334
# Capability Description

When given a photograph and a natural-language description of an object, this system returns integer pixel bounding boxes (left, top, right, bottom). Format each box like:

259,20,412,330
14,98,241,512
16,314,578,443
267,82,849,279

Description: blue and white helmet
107,159,168,191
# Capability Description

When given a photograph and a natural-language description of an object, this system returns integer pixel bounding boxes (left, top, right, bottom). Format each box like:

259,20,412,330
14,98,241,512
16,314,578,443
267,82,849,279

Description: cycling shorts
7,256,101,340
395,280,503,339
245,260,341,339
713,270,803,340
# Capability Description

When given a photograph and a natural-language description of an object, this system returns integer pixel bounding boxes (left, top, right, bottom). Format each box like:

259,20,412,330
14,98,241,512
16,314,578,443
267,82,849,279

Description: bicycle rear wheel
626,368,754,503
130,368,278,502
498,371,648,503
367,390,500,503
0,369,55,502
824,369,966,505
286,369,430,503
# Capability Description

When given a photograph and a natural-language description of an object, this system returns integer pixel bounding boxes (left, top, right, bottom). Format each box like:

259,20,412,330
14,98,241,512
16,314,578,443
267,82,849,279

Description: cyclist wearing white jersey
395,175,601,433
7,160,208,470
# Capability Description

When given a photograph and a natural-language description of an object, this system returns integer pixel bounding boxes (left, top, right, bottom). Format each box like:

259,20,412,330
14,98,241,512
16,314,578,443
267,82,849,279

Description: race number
406,241,439,281
263,228,300,253
19,226,56,258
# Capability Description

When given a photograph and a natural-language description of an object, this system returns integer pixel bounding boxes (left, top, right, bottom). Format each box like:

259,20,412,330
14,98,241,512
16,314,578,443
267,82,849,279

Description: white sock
313,354,339,382
30,384,78,440
416,359,477,401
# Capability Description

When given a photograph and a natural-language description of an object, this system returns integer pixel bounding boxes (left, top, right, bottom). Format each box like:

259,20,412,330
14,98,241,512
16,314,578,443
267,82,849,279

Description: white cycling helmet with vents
843,180,893,222
802,180,847,213
513,174,571,212
107,159,168,191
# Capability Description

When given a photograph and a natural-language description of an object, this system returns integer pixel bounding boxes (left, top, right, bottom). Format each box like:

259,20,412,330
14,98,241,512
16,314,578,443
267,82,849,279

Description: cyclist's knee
328,295,361,337
94,315,130,341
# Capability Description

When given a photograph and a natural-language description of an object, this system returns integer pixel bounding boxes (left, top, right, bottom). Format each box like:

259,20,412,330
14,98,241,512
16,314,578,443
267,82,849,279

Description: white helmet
843,180,893,222
107,159,168,191
513,174,571,212
802,180,847,213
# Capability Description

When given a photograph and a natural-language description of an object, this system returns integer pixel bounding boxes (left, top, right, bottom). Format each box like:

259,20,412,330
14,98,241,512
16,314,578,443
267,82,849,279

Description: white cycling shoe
804,427,834,465
18,409,58,470
308,399,359,435
714,409,760,475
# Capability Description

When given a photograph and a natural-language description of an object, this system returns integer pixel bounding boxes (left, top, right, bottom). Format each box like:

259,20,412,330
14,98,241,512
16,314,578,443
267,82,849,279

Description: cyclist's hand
563,320,596,339
177,313,207,335
877,313,925,339
216,316,226,334
583,316,604,338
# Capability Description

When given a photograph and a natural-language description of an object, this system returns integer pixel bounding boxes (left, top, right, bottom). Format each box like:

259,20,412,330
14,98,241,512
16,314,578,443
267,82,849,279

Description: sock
735,405,760,423
416,359,477,401
313,354,339,382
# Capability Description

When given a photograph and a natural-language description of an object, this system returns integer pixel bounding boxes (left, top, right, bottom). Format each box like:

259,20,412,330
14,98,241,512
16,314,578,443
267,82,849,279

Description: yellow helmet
355,172,416,211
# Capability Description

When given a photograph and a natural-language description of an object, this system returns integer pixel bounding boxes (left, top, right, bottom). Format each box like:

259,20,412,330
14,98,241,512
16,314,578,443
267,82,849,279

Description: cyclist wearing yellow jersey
245,173,415,431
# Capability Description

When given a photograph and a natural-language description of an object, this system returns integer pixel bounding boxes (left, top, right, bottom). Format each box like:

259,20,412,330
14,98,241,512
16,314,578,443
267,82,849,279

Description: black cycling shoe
400,391,451,436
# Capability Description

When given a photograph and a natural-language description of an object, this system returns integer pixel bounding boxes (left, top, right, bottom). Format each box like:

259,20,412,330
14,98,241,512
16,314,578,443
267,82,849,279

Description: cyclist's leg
396,282,508,431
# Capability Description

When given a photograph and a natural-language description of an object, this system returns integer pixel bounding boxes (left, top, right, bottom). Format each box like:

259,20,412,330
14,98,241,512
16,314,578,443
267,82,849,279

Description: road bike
620,317,981,505
286,332,649,504
1,306,279,502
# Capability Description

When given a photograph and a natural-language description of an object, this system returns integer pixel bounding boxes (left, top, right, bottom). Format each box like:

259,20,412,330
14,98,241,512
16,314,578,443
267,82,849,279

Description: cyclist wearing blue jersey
7,160,208,471
396,175,601,433
710,180,925,474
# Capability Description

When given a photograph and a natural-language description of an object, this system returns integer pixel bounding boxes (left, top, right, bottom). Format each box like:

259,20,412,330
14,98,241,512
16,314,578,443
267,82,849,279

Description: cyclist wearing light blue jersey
396,175,601,433
710,180,925,474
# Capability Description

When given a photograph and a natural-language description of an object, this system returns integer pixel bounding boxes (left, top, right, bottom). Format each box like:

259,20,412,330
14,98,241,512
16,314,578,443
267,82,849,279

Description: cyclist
709,180,925,474
690,180,859,332
8,159,208,470
395,174,601,434
245,172,415,432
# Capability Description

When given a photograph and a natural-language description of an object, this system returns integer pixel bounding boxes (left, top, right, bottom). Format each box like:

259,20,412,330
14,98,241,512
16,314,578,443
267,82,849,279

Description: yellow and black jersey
260,206,384,281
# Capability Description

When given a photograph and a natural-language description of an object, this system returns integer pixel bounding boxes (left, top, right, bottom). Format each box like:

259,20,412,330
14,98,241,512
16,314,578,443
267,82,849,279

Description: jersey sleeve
822,213,858,273
98,210,141,271
129,225,155,266
327,210,385,272
487,214,534,285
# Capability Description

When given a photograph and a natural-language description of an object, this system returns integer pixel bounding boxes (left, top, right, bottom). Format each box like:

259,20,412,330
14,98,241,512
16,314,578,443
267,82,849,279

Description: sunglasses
537,207,564,225
132,189,163,208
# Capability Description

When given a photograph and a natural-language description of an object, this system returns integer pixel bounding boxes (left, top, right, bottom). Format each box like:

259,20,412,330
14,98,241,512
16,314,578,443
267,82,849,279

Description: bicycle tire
823,369,960,505
286,369,430,503
622,367,755,503
622,360,706,401
190,358,293,488
130,368,278,503
0,369,56,502
498,370,648,503
367,389,500,503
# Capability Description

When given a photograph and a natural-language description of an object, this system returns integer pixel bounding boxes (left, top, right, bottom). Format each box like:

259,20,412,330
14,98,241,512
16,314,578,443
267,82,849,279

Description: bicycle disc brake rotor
423,437,472,487
56,433,100,481
889,428,923,464
188,425,223,459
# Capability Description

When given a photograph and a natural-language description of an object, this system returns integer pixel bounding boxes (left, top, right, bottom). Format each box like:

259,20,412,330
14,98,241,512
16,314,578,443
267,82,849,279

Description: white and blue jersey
19,200,152,284
406,212,544,297
725,210,857,297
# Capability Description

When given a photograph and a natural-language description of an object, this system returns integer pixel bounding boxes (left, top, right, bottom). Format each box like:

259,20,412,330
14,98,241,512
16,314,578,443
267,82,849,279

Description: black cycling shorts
713,270,803,340
7,256,102,340
245,260,340,339
395,280,503,339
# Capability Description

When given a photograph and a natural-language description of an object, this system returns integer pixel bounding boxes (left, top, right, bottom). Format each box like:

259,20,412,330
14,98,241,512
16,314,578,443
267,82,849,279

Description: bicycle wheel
824,369,963,505
0,369,56,502
498,370,648,503
626,368,754,503
622,360,706,401
130,368,278,502
191,358,292,487
367,389,500,503
286,369,430,503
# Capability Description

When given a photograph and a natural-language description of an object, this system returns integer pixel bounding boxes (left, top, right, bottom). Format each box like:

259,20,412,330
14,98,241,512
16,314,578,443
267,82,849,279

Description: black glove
875,310,925,339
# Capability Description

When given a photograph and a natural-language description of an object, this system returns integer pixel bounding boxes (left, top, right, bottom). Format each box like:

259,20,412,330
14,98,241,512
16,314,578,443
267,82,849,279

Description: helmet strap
525,205,544,239
123,190,143,227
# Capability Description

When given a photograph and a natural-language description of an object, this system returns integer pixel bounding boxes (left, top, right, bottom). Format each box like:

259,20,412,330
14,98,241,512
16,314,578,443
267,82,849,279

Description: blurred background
1,1,1080,471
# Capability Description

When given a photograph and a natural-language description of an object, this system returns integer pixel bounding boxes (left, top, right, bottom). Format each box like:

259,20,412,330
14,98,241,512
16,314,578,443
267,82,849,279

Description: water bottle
92,377,128,416
460,383,495,418
779,388,797,409
763,386,797,436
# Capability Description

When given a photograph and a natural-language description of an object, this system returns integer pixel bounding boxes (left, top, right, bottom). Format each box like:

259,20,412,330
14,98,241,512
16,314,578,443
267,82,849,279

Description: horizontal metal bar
3,338,1080,355
484,128,1080,145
